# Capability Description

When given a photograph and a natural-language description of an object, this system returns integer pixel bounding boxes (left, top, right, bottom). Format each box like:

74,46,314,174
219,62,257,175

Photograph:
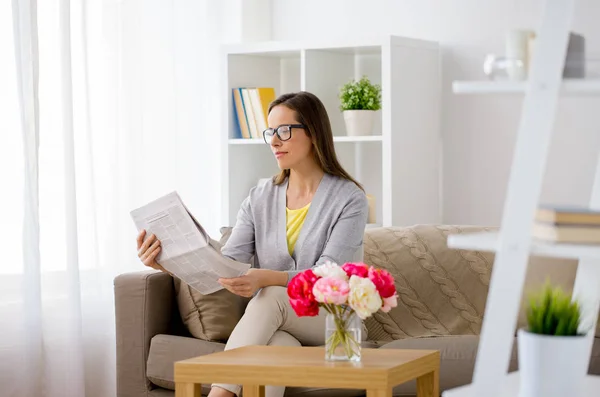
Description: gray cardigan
221,173,369,283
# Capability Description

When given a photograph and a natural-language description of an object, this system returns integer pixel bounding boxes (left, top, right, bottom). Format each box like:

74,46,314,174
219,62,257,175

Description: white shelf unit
453,79,600,95
220,35,442,228
442,1,600,397
444,372,600,397
448,231,600,261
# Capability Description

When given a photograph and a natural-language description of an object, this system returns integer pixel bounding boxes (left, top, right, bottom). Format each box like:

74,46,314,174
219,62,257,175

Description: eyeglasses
263,124,306,144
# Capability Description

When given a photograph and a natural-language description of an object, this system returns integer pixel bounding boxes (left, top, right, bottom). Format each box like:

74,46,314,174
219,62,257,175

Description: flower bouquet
287,261,398,361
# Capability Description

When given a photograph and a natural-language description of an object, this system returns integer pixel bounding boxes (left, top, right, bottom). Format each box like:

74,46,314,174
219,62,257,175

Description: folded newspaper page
130,191,250,294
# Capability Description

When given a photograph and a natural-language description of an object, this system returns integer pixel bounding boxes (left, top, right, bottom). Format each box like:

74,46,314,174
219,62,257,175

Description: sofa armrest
114,270,175,397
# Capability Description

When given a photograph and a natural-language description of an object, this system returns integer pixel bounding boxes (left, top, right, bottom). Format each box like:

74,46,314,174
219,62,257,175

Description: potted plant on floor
339,76,381,136
518,282,589,397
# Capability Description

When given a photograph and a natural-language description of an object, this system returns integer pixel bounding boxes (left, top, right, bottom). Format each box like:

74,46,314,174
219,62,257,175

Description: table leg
175,382,201,397
416,368,440,397
243,384,265,397
366,388,392,397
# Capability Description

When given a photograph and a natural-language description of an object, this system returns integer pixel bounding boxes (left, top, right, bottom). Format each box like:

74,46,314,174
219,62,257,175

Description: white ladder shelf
442,1,600,396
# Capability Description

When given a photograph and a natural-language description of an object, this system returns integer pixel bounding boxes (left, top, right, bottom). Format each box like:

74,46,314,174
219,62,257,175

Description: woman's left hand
219,268,264,298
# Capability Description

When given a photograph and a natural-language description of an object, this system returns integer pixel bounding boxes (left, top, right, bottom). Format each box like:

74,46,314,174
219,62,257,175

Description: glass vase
324,307,362,362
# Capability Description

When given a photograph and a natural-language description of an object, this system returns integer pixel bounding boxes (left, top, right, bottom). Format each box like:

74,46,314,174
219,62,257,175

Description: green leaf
524,281,582,336
339,76,382,111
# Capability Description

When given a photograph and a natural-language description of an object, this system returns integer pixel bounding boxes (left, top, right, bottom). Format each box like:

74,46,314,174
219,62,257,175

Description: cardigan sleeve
284,189,369,282
220,195,256,265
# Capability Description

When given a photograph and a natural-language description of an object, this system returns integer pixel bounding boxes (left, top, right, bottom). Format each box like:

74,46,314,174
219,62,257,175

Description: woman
136,91,369,397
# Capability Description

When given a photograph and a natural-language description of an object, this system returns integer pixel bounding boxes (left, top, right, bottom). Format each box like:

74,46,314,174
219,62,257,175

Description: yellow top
286,203,311,256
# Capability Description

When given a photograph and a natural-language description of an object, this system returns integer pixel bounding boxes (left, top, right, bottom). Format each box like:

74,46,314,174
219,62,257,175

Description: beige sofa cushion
173,229,250,342
174,279,249,342
379,335,518,395
363,225,584,341
147,334,225,392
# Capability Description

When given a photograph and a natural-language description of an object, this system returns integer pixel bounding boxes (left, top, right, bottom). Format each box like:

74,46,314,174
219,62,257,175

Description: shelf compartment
227,52,301,140
447,230,600,260
302,47,382,139
452,79,600,95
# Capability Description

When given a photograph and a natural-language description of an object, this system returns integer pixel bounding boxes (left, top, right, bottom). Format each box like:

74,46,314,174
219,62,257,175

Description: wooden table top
175,346,440,389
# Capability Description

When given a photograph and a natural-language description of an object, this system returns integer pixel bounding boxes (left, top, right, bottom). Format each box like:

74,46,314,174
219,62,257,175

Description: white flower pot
518,329,589,397
343,110,376,136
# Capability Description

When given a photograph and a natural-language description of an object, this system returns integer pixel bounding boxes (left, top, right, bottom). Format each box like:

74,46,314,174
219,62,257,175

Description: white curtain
1,0,223,396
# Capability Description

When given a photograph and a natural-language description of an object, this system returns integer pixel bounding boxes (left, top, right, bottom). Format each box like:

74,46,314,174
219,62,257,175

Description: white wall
272,0,600,226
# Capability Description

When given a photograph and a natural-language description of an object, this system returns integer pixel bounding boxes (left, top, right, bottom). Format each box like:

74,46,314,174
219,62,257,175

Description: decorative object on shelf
518,282,589,397
366,194,376,224
483,29,534,81
339,76,381,136
505,29,536,80
483,54,526,81
484,31,586,81
287,261,398,362
564,32,586,78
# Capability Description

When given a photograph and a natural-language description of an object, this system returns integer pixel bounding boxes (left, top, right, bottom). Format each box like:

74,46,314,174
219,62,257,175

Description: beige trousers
211,286,329,397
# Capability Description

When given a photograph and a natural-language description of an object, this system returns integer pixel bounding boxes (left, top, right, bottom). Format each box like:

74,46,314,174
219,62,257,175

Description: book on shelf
535,205,600,225
532,205,600,244
232,87,276,140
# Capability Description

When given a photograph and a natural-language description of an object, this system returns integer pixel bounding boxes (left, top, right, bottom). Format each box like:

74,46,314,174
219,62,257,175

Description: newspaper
130,191,250,294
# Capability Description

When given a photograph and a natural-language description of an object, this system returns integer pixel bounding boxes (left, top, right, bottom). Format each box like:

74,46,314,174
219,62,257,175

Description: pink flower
368,267,396,298
381,294,398,313
341,262,369,278
287,270,320,317
312,277,350,305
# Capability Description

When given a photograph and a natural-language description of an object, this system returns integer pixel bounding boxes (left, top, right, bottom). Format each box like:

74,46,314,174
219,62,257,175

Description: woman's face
266,105,313,170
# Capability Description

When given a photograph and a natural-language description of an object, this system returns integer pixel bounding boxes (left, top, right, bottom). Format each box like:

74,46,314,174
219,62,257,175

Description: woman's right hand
137,229,166,272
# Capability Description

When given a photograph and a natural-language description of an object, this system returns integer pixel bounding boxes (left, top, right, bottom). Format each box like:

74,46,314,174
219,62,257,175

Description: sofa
114,224,600,397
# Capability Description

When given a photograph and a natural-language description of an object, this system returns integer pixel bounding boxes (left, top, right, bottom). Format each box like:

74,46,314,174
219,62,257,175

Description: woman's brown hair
268,91,364,191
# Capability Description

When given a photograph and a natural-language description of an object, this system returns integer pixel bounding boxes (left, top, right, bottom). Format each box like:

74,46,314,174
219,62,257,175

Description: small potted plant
518,282,589,397
339,76,381,136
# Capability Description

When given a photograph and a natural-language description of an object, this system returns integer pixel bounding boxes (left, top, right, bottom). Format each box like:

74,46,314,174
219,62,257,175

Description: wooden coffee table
174,345,440,397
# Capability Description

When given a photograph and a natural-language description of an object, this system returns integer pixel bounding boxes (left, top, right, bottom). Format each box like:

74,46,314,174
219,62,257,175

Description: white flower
348,275,382,320
312,261,348,281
